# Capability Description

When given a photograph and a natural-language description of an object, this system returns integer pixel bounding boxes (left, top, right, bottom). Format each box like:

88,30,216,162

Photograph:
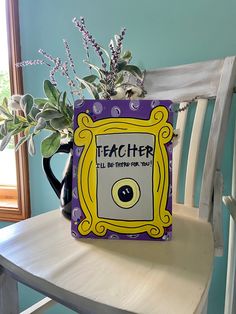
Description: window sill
0,200,17,208
0,186,18,200
0,186,22,222
0,186,18,210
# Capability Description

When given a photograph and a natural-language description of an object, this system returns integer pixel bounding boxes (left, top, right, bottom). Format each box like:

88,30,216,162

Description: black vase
42,141,73,220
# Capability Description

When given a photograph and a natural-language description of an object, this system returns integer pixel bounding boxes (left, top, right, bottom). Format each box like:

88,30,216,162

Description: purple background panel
72,99,172,241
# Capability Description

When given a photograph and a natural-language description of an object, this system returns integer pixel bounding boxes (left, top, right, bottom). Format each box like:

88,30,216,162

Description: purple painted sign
72,99,173,241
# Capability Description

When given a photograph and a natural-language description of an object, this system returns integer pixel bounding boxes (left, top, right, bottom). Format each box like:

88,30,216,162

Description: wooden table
0,210,214,314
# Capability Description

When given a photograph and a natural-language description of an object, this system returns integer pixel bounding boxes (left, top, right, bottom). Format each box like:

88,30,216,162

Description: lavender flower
38,49,57,63
16,59,50,67
116,28,126,56
38,49,61,85
111,28,126,72
63,39,77,76
79,17,91,67
61,61,76,87
49,57,62,85
109,42,117,70
72,17,107,69
15,16,144,101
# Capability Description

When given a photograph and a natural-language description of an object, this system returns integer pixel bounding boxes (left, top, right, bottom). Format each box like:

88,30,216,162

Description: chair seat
0,209,214,314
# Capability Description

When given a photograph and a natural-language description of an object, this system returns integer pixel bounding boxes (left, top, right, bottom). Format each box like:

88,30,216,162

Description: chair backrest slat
172,102,189,205
184,98,208,207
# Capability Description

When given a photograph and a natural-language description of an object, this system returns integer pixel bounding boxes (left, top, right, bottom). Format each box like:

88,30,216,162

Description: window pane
0,0,17,189
0,1,9,72
0,141,17,186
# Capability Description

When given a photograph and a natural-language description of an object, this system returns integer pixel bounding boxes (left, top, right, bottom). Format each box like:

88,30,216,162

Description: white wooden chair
0,56,236,314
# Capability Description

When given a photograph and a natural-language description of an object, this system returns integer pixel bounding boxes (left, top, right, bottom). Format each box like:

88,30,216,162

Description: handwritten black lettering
97,144,154,158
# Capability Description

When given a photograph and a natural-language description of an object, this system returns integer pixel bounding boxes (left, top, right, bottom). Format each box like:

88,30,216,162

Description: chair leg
0,266,19,314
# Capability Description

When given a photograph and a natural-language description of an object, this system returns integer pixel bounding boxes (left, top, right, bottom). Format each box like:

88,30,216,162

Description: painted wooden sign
72,100,173,240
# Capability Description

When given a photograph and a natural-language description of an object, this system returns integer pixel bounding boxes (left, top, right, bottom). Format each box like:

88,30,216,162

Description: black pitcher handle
42,142,73,198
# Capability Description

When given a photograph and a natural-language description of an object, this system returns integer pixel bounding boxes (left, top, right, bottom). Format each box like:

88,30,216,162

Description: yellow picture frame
74,105,173,238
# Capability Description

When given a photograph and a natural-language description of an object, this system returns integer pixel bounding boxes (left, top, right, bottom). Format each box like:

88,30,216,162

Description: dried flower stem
109,27,126,73
16,59,51,67
49,57,62,85
80,17,91,70
72,17,107,69
115,28,126,60
61,61,77,102
38,49,57,63
63,39,77,76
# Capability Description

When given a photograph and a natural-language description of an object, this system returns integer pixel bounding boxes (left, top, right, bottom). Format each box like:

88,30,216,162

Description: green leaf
122,65,143,79
34,98,49,109
21,94,34,115
26,115,34,123
41,132,61,158
28,134,36,156
36,109,63,121
83,75,98,84
0,105,12,119
4,120,22,133
15,135,30,151
1,121,7,136
0,133,12,151
116,59,127,72
59,92,67,116
50,116,70,130
0,116,6,123
96,84,103,93
121,50,132,62
44,80,59,105
76,77,99,99
34,117,47,132
13,112,20,124
29,106,40,120
67,106,74,120
62,91,67,107
83,61,102,78
43,102,57,111
24,125,31,136
16,116,27,123
0,123,5,136
115,73,124,85
2,97,9,110
11,124,26,136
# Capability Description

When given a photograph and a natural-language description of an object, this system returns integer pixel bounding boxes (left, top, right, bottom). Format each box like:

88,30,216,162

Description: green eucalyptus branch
0,80,73,157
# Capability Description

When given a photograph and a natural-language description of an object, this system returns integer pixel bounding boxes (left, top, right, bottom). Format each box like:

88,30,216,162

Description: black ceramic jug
43,141,73,220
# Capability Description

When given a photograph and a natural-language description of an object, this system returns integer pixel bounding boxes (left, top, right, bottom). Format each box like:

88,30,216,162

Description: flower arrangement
0,17,145,157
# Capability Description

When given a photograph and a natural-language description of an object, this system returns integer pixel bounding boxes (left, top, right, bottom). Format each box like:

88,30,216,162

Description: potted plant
0,17,146,218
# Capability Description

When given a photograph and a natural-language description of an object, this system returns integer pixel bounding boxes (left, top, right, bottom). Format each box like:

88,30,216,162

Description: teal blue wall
1,0,236,312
